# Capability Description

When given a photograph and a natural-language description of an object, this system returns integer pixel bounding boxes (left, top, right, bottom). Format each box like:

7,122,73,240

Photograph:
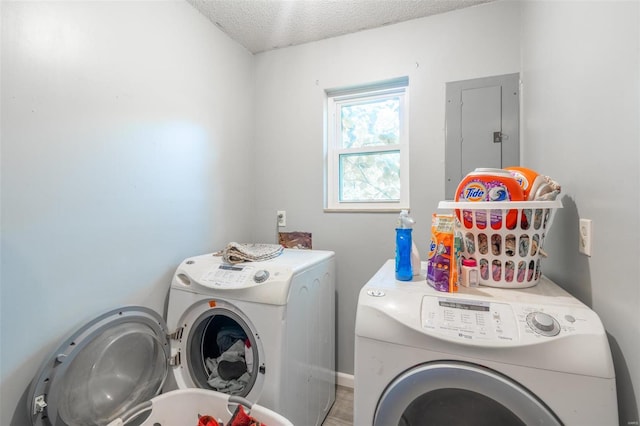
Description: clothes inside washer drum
205,340,251,395
218,360,248,380
217,325,247,353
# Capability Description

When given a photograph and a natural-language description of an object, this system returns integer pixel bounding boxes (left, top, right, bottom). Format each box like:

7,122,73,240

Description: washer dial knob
253,270,270,283
526,312,560,336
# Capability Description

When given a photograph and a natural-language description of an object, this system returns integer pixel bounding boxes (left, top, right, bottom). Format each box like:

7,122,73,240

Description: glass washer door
374,361,562,426
28,306,170,426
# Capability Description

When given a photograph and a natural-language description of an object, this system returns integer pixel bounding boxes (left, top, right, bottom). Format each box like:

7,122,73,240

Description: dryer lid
28,306,170,426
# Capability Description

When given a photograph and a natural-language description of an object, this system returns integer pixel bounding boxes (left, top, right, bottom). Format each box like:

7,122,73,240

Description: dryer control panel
420,294,601,346
421,296,519,343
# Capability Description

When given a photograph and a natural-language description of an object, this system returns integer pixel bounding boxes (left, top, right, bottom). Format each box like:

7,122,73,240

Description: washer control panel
171,253,298,305
421,295,588,345
199,264,271,289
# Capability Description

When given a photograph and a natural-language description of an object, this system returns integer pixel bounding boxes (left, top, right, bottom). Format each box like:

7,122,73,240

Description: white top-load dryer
28,249,336,426
355,260,618,425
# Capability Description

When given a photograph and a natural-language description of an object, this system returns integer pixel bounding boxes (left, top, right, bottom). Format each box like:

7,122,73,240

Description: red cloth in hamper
198,415,220,426
227,404,266,426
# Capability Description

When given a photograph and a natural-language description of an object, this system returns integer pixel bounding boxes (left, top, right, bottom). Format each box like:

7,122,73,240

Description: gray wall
252,0,640,423
0,2,254,424
252,1,522,377
520,2,639,424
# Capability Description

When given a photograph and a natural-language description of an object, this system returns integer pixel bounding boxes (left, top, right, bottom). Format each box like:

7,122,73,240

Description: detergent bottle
395,210,415,281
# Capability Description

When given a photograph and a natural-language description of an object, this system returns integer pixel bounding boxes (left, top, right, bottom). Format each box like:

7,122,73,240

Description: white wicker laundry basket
438,199,562,288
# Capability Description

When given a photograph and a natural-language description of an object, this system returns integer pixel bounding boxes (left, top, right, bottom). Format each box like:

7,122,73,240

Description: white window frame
325,79,410,212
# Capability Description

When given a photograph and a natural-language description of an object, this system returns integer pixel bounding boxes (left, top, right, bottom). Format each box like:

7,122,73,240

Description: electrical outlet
579,218,592,256
277,210,286,227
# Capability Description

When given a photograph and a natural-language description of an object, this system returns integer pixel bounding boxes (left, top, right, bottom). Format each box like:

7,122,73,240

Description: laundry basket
107,388,293,426
438,200,562,288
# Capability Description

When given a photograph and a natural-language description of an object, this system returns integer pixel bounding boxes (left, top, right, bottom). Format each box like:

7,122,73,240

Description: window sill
324,207,409,213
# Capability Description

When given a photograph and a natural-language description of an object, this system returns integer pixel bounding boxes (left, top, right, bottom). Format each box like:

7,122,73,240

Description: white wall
0,1,254,424
252,1,522,375
521,1,640,424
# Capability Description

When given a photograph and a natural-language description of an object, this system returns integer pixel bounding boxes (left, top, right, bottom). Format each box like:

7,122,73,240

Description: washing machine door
374,361,562,426
28,306,170,426
169,298,265,404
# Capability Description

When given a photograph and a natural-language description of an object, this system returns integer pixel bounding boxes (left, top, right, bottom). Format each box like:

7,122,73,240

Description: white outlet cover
579,218,592,257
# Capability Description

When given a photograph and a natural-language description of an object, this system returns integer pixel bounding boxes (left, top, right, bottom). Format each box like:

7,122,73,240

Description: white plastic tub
107,388,293,426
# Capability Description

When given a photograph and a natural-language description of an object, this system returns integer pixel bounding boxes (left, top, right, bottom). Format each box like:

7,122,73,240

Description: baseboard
336,372,354,388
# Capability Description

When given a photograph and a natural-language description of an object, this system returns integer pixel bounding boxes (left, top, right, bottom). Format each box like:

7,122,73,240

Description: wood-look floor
322,385,354,426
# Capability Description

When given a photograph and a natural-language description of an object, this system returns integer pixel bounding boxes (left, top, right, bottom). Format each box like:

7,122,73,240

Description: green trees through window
326,79,409,211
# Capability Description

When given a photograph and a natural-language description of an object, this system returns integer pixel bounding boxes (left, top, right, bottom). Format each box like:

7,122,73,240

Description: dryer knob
254,270,270,283
527,311,560,336
532,312,554,331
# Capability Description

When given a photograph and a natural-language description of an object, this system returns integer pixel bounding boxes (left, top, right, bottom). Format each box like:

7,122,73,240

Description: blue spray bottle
395,210,415,281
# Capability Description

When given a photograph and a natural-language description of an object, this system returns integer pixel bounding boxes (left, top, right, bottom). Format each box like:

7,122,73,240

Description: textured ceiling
187,0,493,54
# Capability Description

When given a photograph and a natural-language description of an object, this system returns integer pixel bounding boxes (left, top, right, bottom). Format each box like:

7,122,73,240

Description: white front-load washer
354,260,618,425
27,249,336,426
165,249,336,426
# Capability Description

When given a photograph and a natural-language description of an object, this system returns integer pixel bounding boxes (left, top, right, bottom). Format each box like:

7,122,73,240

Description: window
325,77,409,211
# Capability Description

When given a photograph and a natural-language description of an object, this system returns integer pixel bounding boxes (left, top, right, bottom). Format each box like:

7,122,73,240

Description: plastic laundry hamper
107,388,293,426
438,199,562,288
